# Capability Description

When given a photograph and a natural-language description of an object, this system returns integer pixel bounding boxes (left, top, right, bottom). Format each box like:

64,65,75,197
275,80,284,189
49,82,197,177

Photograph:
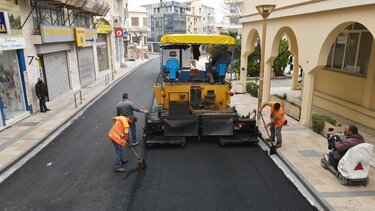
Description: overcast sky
128,0,226,22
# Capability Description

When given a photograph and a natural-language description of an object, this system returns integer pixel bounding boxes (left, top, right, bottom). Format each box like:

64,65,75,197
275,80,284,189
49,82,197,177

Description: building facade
142,0,188,44
110,0,128,69
128,6,149,59
0,0,111,130
0,0,28,128
240,0,375,129
223,0,243,34
185,0,202,34
200,4,215,34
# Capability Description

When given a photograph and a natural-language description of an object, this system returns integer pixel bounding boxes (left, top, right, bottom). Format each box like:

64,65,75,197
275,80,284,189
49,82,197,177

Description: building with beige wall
240,0,375,129
185,0,202,34
128,6,149,59
0,0,111,130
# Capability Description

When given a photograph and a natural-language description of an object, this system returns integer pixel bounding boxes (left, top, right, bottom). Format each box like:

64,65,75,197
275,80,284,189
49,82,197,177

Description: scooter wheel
338,173,348,185
364,177,369,186
320,157,328,169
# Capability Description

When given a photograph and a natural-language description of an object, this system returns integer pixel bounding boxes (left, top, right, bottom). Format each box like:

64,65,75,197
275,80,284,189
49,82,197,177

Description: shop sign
75,27,86,47
0,37,25,50
114,28,123,37
41,25,74,43
97,24,112,34
0,12,10,35
85,28,98,41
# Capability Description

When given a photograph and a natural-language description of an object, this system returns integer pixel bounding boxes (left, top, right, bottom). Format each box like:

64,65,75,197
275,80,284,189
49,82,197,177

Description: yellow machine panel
154,83,231,110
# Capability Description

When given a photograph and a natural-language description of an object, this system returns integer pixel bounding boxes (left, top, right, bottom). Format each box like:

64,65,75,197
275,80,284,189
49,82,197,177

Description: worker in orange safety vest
108,115,137,173
260,101,286,148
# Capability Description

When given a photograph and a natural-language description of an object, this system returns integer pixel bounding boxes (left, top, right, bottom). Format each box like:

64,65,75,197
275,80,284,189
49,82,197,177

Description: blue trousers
112,140,124,168
270,124,283,144
130,123,137,144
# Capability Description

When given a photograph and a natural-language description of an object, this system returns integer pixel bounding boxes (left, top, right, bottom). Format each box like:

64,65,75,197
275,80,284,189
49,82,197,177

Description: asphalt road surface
0,59,317,210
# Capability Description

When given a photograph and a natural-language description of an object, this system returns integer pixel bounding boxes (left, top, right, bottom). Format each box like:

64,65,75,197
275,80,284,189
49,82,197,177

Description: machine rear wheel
338,173,348,185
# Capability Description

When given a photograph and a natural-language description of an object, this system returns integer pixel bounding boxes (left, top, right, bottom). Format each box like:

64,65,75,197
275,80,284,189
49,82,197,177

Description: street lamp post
256,4,276,121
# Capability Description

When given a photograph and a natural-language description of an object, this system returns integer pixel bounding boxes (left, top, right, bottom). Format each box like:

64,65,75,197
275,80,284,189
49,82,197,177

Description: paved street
0,59,316,210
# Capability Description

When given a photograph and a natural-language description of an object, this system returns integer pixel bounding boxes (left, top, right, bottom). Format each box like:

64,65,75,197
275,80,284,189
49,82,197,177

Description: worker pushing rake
259,100,287,155
108,116,146,173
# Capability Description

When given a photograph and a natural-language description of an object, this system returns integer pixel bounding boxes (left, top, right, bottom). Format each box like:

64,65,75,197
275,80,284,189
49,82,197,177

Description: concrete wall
314,70,366,105
244,0,309,15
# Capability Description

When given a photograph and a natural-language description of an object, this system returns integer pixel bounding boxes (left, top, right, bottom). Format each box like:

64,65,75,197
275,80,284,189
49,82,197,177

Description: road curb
258,136,331,211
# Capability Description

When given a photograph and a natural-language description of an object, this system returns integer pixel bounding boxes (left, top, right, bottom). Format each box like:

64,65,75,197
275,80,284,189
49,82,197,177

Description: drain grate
298,149,321,158
16,122,40,127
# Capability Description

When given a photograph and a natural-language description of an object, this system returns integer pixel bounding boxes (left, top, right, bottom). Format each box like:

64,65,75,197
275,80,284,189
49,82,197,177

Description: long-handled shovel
258,111,277,155
128,141,147,169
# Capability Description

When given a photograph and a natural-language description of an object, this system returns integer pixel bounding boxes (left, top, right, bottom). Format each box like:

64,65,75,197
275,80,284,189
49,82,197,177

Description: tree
272,38,291,76
247,40,260,77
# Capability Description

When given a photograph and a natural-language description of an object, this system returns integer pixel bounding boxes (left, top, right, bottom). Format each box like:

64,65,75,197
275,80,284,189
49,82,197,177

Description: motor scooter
321,132,372,186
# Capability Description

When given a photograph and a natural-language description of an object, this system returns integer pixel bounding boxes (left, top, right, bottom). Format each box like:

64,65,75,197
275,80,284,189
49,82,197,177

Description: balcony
48,0,110,15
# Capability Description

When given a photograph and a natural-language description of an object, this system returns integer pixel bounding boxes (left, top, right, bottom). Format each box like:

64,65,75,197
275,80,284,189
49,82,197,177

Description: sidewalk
231,92,375,211
0,58,151,177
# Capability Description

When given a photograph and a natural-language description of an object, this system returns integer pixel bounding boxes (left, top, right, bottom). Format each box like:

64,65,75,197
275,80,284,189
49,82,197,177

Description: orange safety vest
270,102,286,128
108,116,129,146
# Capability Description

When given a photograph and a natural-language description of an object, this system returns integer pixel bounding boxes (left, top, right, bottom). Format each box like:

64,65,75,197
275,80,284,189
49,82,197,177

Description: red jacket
335,134,365,153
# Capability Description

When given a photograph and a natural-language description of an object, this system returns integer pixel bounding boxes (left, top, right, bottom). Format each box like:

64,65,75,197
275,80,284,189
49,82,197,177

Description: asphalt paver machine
144,34,260,147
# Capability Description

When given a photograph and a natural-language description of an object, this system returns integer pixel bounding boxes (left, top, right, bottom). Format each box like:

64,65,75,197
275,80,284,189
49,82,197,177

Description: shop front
97,23,111,72
0,48,28,128
0,4,29,129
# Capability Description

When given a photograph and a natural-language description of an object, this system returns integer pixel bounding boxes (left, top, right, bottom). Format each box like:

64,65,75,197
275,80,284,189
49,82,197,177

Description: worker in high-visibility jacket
260,101,286,148
108,115,137,172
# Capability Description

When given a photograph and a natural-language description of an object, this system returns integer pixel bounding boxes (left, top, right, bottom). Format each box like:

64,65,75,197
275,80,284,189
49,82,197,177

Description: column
300,71,315,127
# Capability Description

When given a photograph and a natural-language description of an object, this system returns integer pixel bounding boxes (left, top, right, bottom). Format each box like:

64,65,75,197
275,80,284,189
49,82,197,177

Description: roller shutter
77,47,95,87
43,51,70,101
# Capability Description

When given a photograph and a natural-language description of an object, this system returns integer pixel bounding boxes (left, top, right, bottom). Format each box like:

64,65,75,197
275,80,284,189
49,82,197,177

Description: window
143,18,147,26
131,17,139,26
326,23,372,75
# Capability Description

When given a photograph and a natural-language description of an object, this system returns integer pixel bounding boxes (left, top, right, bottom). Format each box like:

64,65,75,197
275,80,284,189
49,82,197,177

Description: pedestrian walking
35,77,50,113
260,101,286,148
116,93,148,146
108,115,137,173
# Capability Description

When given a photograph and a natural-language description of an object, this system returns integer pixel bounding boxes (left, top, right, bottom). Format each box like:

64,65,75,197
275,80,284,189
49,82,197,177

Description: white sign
0,37,25,50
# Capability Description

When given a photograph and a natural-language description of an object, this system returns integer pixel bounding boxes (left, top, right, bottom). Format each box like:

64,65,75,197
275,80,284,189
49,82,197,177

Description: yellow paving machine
144,34,260,147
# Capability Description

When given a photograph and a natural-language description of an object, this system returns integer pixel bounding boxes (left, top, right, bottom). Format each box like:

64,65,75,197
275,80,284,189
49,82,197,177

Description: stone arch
313,21,375,128
270,26,299,60
261,26,300,103
243,28,260,57
318,21,375,66
240,28,260,84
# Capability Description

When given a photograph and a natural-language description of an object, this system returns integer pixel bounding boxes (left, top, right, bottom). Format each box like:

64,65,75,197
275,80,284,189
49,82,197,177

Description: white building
0,0,130,130
185,0,202,34
200,4,215,34
223,0,243,34
128,5,149,59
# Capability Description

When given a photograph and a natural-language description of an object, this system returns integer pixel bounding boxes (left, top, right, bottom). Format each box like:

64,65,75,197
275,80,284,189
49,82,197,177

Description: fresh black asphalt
0,59,317,210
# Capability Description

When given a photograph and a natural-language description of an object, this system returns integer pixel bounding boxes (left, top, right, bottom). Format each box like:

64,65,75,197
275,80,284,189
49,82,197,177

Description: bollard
105,74,110,85
74,90,82,108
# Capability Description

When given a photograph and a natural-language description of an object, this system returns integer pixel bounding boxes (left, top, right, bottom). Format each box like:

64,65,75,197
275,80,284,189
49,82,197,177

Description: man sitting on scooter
328,125,365,169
